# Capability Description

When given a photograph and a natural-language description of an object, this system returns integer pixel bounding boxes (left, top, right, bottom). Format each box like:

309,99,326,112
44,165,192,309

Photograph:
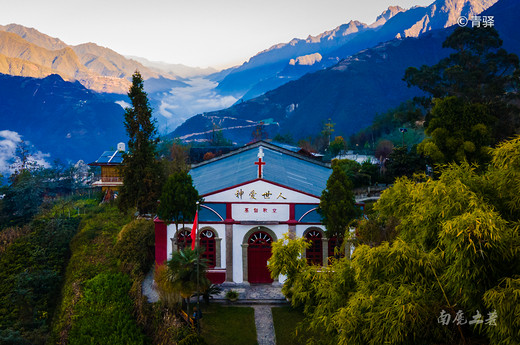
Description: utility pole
399,128,408,147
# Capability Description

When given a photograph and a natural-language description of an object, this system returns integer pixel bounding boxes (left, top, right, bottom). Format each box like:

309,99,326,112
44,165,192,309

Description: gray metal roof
190,141,331,196
89,150,125,165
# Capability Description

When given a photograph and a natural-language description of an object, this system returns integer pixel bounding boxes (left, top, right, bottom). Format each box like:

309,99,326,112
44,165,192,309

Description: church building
154,141,334,284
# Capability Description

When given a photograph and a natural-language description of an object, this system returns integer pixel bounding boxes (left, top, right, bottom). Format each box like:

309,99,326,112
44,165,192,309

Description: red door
248,231,273,284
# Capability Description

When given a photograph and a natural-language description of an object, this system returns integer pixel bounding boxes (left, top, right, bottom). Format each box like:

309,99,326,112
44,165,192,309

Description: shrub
0,225,31,253
0,216,80,345
114,219,155,277
225,290,239,301
154,264,181,308
68,273,146,345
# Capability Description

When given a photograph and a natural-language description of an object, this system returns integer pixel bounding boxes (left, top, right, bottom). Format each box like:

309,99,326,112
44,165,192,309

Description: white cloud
0,130,22,144
154,77,238,133
0,130,51,175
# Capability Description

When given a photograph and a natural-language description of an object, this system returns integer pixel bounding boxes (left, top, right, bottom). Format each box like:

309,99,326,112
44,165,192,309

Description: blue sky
0,0,433,68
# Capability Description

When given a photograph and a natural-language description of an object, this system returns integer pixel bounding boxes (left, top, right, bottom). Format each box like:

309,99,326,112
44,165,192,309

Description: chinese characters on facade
243,207,278,214
235,188,286,200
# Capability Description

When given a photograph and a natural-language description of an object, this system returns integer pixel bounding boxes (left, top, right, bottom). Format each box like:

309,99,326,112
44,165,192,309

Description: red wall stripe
154,218,168,265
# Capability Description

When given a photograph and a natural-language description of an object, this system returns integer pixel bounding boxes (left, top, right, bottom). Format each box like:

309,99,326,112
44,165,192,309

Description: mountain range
172,0,518,143
0,24,213,94
215,0,498,101
0,24,212,167
0,0,516,167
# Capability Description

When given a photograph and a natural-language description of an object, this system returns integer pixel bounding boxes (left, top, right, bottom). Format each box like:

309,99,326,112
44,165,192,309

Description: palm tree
167,247,210,317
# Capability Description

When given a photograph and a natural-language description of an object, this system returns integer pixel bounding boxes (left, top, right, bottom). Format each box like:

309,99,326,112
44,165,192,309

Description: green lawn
201,304,257,345
272,306,307,345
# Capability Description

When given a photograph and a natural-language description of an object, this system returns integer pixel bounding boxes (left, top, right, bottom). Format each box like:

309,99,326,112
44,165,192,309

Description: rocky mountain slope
0,24,181,93
172,0,516,144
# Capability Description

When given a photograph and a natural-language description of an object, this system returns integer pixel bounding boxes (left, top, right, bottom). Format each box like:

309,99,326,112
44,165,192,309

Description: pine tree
119,71,162,215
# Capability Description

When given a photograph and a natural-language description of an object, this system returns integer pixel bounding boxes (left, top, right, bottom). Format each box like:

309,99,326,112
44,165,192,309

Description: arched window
249,231,272,247
305,230,323,266
200,229,216,268
177,230,192,251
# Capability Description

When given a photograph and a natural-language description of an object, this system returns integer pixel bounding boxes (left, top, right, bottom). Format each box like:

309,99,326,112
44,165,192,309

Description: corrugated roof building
155,141,342,285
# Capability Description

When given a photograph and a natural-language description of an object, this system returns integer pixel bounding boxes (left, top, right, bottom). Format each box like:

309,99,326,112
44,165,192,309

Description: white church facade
155,141,337,284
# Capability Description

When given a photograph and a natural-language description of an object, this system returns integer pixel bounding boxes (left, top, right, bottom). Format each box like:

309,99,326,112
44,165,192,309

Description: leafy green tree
159,140,190,176
207,123,232,146
267,233,309,298
291,256,357,342
283,135,520,345
318,165,361,250
359,160,380,185
404,26,520,165
334,158,377,187
385,145,426,179
119,71,163,215
349,101,426,150
328,136,346,157
272,133,294,145
157,171,200,238
1,170,43,226
418,96,495,164
0,141,48,227
353,214,398,247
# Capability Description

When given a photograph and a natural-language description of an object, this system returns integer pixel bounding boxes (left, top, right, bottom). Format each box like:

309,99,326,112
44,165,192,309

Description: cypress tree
318,164,361,241
119,71,162,215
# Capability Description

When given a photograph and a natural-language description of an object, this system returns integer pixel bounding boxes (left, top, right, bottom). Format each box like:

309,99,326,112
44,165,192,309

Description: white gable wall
204,180,320,203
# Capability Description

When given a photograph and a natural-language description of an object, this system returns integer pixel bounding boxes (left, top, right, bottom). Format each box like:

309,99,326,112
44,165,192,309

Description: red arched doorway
248,231,273,284
200,229,216,268
305,229,323,266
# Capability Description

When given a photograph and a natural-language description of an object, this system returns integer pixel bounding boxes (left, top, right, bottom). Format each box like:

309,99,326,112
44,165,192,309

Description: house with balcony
89,142,126,200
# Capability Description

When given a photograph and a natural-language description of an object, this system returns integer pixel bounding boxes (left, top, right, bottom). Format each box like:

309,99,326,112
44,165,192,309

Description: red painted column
154,217,168,265
288,203,297,238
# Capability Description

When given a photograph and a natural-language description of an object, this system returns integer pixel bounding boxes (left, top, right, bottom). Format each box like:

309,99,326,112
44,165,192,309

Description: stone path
142,268,159,303
142,272,285,344
254,305,276,345
212,283,287,304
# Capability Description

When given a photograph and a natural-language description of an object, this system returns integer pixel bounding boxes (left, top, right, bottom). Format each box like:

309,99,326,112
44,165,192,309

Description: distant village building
88,142,126,201
155,141,338,285
335,151,379,165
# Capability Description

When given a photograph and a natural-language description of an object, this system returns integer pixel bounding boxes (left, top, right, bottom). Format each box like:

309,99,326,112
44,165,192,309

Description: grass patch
201,304,257,345
272,306,306,345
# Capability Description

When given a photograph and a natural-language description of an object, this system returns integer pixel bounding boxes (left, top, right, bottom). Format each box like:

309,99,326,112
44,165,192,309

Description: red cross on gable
254,147,266,178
